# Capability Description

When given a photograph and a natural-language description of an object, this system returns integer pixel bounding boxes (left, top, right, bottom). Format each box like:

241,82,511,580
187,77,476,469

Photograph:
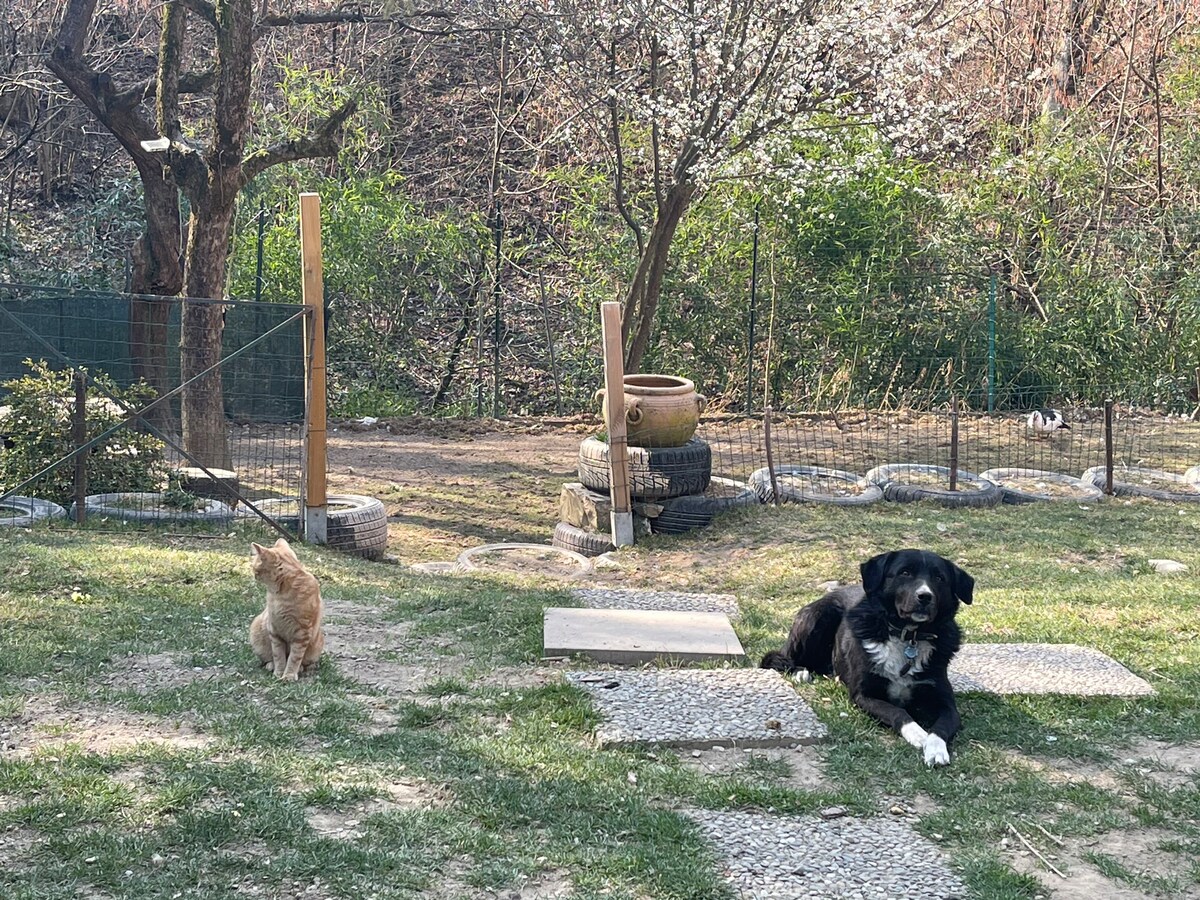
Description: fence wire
0,284,306,535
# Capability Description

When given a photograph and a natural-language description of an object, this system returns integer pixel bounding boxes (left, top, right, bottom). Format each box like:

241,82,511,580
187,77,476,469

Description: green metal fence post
746,202,760,415
988,273,997,413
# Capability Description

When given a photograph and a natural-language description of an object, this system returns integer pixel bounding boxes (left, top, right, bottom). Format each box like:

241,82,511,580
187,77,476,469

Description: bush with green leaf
0,360,167,505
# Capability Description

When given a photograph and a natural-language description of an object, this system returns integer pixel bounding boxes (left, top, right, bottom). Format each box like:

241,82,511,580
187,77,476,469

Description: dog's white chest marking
862,637,934,702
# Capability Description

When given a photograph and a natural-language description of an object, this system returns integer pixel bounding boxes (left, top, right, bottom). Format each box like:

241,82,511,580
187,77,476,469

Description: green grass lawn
1,498,1198,899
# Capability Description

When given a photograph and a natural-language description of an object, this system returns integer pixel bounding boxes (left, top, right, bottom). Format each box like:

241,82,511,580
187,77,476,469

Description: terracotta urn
596,374,707,448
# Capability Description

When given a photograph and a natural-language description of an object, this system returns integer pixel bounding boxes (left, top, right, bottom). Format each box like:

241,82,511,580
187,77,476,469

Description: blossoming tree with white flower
521,0,964,371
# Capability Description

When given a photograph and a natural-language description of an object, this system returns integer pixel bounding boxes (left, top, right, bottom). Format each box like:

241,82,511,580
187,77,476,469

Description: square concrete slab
544,607,745,664
687,808,966,899
949,643,1155,696
567,668,827,749
571,587,741,619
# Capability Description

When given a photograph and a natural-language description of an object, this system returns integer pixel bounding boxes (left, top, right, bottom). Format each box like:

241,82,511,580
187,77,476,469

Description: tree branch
178,0,217,29
111,69,216,110
48,0,163,166
238,97,358,187
259,8,453,26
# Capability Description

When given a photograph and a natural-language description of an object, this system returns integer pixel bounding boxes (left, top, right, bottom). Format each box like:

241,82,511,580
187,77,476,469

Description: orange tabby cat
249,538,325,681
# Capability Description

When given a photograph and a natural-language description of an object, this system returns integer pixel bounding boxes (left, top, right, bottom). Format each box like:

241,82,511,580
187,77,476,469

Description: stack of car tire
552,435,759,556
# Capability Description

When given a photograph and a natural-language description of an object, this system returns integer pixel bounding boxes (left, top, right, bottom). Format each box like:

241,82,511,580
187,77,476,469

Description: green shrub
0,360,168,505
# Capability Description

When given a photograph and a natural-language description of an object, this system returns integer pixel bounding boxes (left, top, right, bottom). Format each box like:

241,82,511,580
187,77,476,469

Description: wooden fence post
300,193,328,544
600,302,634,546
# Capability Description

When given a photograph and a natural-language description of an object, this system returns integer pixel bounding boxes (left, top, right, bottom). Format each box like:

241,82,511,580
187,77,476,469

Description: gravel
572,587,741,619
949,643,1155,696
566,668,827,749
686,808,966,899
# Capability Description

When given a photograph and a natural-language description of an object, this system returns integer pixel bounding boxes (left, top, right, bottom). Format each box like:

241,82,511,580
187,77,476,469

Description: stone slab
571,587,741,619
544,607,745,664
949,643,1155,696
567,668,827,749
687,809,966,899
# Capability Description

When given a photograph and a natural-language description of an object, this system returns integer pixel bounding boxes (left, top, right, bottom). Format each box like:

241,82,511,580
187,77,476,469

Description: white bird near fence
1027,408,1070,436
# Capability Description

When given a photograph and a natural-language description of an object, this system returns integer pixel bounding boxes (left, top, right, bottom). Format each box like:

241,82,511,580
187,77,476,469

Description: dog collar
890,623,938,643
891,624,937,675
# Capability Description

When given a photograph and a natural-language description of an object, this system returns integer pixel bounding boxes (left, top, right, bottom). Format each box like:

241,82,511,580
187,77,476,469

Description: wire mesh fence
554,405,1200,544
0,283,307,536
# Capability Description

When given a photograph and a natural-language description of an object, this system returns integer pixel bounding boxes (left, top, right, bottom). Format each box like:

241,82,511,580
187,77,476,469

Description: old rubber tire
325,494,388,559
748,465,883,506
552,521,615,557
0,496,67,526
79,492,235,524
237,498,302,531
650,478,760,535
578,436,711,501
866,464,1002,508
1081,466,1200,502
980,468,1103,505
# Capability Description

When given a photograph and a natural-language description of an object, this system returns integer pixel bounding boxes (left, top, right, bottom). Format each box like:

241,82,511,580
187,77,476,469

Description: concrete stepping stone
949,643,1155,696
544,607,745,664
571,587,741,619
567,668,827,749
687,808,966,899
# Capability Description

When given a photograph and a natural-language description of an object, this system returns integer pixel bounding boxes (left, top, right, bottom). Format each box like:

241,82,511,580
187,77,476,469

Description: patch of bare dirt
419,859,573,900
305,779,447,840
0,823,39,872
321,598,456,695
420,857,477,899
1126,739,1200,790
1006,826,1200,899
98,651,239,694
0,695,213,757
677,745,829,791
1003,750,1125,793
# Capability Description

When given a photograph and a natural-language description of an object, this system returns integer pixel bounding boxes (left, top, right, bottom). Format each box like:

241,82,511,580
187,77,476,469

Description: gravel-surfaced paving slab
949,643,1155,696
567,668,827,749
688,808,966,900
571,587,741,619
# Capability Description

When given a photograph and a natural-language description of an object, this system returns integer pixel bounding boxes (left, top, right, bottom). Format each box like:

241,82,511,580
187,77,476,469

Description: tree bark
621,182,696,373
1044,0,1107,122
181,193,236,468
49,0,184,433
128,163,183,435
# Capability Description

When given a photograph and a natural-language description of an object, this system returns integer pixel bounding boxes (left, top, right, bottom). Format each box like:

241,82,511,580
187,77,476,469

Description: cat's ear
251,542,266,557
273,537,290,549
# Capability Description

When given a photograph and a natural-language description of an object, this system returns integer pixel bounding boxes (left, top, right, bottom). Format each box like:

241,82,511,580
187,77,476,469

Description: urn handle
696,392,707,414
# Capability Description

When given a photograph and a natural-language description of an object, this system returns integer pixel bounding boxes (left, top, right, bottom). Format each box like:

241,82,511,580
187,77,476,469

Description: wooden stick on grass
1007,822,1066,878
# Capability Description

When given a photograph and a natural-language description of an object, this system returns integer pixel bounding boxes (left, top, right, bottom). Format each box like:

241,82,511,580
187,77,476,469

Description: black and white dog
761,549,975,767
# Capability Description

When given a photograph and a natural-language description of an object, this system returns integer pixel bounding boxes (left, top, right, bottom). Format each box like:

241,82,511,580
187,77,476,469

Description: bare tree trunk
128,163,183,435
621,182,695,373
1044,0,1107,122
181,193,236,468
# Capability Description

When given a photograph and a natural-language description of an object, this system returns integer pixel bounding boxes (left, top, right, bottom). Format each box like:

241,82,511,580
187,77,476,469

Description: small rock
592,553,624,571
1148,558,1188,574
816,580,840,592
818,806,847,820
765,718,781,730
888,804,908,816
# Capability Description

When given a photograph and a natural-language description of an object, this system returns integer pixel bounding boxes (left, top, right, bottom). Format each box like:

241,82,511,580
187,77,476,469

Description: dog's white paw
900,721,928,750
922,734,950,767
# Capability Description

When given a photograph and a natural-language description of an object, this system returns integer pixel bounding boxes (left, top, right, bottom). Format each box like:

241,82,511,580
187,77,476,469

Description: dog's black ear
860,552,892,593
952,563,975,604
